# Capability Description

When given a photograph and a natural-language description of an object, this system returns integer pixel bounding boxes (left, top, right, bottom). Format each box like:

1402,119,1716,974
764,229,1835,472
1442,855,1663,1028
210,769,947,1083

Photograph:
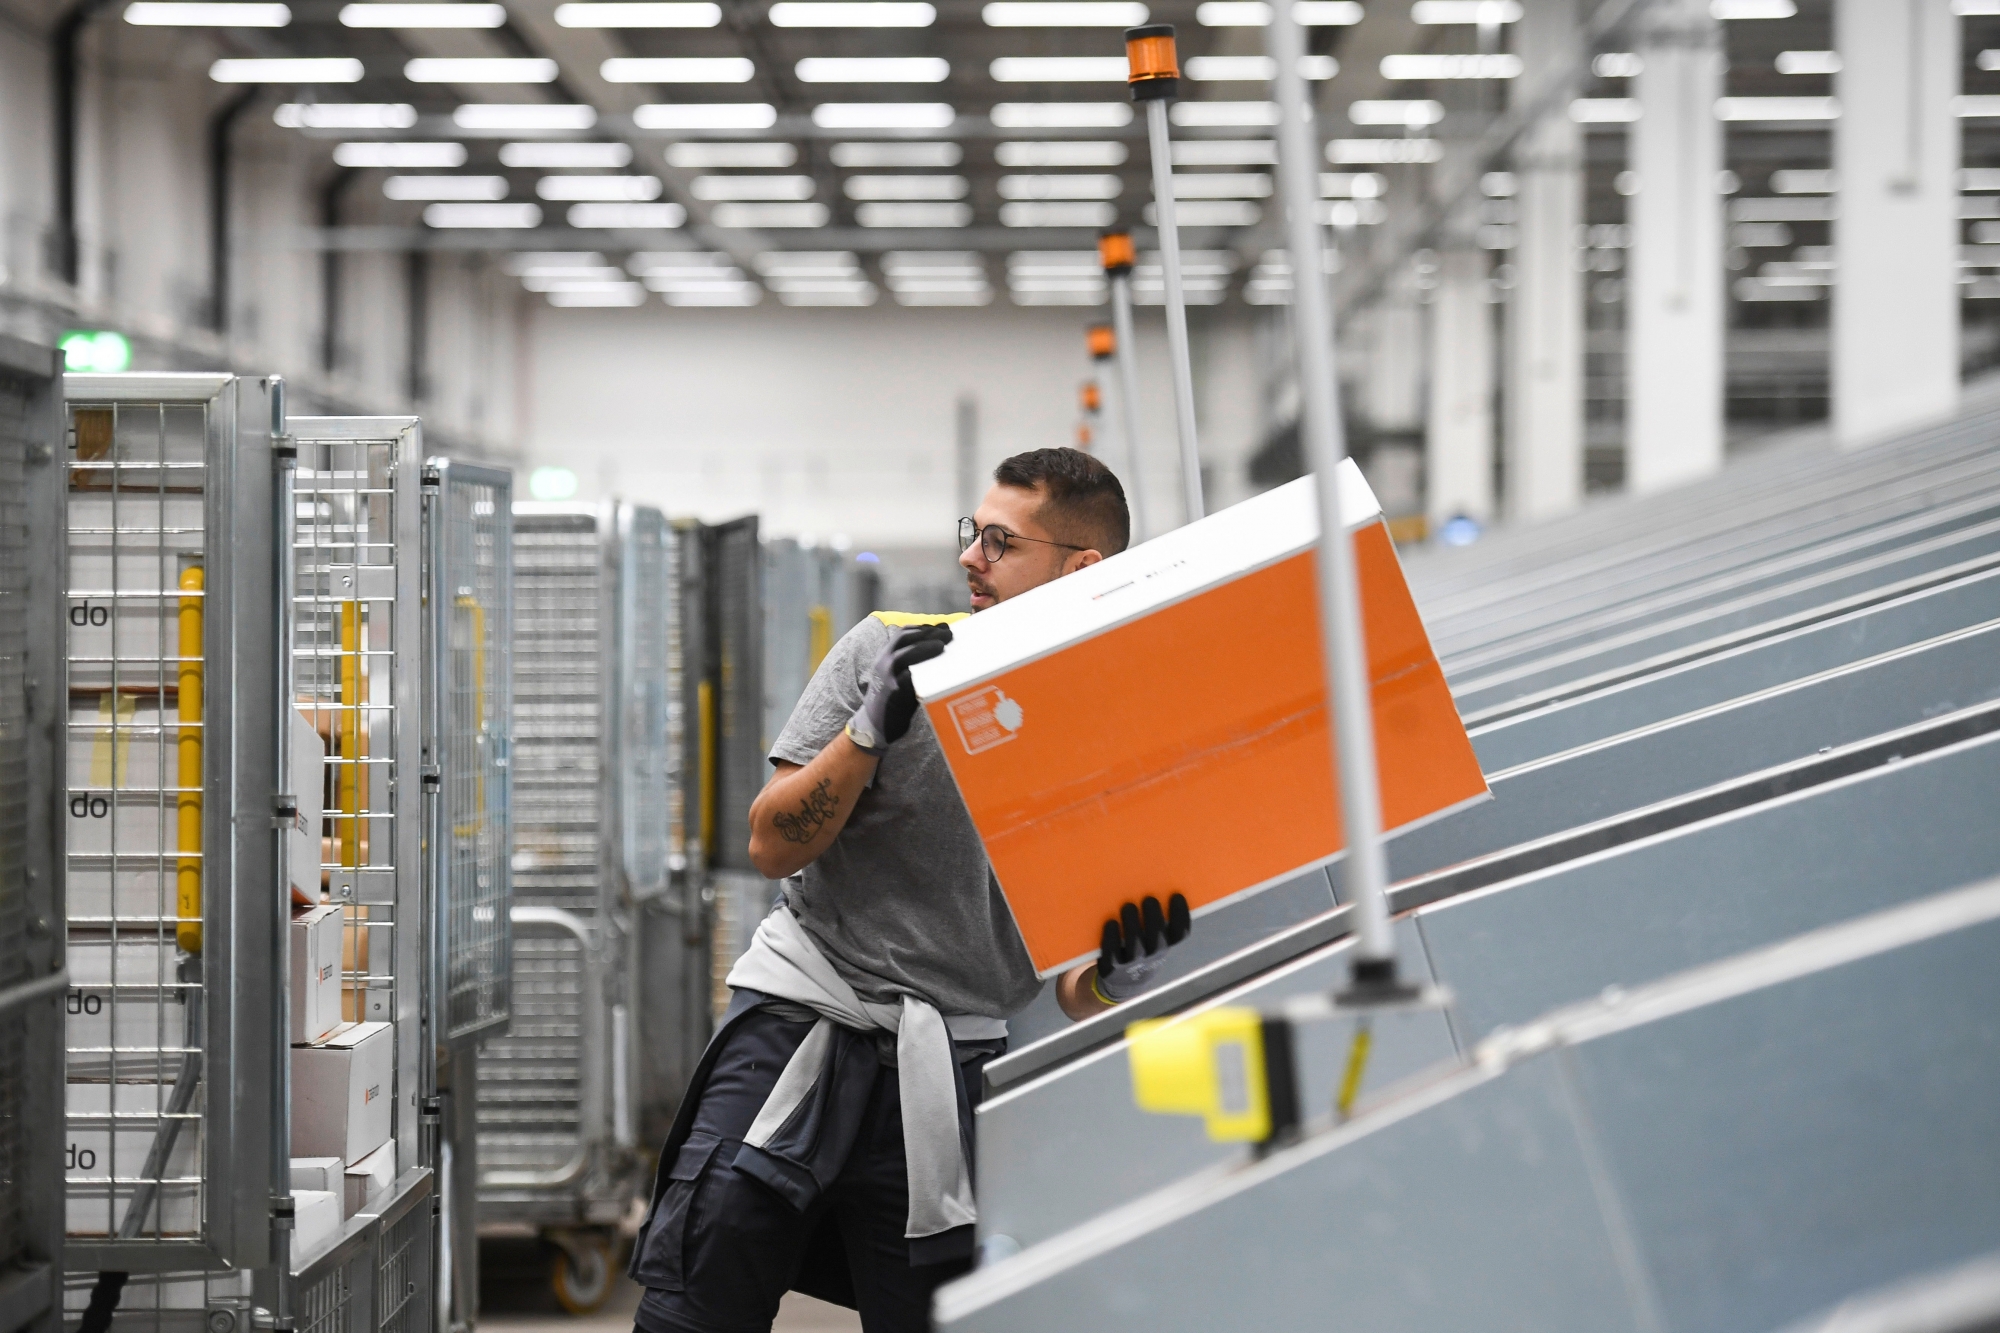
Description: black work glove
1093,893,1192,1003
846,623,953,755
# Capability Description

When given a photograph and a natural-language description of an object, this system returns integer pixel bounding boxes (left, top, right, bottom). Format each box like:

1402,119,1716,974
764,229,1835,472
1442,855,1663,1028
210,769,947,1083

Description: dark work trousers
629,992,1003,1333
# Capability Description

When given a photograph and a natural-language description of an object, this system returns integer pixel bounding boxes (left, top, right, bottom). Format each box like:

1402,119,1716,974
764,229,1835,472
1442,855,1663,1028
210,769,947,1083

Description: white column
1833,0,1960,446
1427,249,1496,525
1628,0,1725,493
1506,0,1585,521
1363,293,1425,433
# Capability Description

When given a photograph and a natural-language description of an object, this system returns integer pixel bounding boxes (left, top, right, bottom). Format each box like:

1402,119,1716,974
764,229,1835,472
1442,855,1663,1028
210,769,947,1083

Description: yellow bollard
176,565,204,954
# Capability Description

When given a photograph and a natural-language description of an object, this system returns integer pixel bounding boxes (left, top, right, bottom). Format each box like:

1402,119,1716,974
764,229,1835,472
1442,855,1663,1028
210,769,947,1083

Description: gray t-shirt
768,614,1042,1019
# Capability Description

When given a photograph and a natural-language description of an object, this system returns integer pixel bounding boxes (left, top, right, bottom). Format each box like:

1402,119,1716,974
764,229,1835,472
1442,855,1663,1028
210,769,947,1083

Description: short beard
966,573,998,607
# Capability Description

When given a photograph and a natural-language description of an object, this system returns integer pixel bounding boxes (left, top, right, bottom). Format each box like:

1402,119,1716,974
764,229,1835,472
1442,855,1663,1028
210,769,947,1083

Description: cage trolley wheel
548,1229,615,1315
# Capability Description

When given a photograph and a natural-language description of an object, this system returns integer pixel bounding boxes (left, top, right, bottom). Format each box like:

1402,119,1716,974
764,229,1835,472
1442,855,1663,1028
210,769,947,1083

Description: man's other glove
846,623,954,756
1092,893,1192,1004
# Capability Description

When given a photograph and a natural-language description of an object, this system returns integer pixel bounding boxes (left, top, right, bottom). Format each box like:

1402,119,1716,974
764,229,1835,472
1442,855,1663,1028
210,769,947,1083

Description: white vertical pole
1427,249,1497,528
1833,0,1959,446
1108,272,1152,541
1268,4,1395,976
1143,95,1207,524
1628,0,1725,493
1507,0,1587,519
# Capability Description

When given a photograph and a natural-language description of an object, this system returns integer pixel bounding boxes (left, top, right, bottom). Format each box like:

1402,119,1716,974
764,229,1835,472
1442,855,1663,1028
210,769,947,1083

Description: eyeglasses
959,517,1086,563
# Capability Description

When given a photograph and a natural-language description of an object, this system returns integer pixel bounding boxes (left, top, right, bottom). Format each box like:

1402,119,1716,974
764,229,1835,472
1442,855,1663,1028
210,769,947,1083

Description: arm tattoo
773,778,841,845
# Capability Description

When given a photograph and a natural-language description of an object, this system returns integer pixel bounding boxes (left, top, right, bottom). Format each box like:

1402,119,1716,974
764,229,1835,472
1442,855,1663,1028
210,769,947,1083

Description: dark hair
992,447,1130,556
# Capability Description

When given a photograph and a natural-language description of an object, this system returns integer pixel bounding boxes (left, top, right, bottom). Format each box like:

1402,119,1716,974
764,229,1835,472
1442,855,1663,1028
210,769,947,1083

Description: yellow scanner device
1126,1007,1270,1143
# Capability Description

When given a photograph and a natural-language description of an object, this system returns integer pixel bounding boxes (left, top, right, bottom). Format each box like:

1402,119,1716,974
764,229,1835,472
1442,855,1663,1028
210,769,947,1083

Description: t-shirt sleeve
769,617,889,767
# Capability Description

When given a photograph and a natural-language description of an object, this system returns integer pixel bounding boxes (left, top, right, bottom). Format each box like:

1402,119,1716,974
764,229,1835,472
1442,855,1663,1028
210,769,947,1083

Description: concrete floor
477,1237,861,1333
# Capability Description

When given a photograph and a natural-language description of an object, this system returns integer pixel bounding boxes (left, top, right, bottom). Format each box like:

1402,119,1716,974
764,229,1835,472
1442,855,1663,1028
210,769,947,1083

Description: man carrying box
628,449,1192,1333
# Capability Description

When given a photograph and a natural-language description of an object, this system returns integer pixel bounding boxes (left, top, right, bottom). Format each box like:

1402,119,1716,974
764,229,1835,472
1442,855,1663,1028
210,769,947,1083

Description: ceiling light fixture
501,141,633,167
1320,170,1384,197
334,141,467,167
277,102,416,128
1326,137,1440,162
1380,53,1520,78
545,285,649,305
990,101,1132,127
537,175,664,199
339,2,503,24
634,102,778,128
603,56,754,81
1715,96,1838,120
212,57,362,81
555,0,720,22
406,57,557,81
1569,97,1639,121
1347,98,1443,126
385,174,508,200
1709,0,1793,16
1171,171,1269,198
769,1,935,23
997,140,1127,166
126,1,290,23
423,201,542,226
990,56,1128,80
810,102,956,127
983,1,1146,22
454,103,598,130
666,142,799,166
796,57,949,81
505,251,610,274
999,173,1121,199
1187,54,1335,78
567,201,688,226
1195,0,1360,22
1410,0,1520,21
1776,49,1841,74
999,200,1117,227
1592,51,1641,77
1172,101,1281,126
831,141,963,166
1170,138,1273,165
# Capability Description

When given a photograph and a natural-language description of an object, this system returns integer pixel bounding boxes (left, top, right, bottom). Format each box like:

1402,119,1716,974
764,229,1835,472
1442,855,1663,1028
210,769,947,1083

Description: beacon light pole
1096,233,1151,541
1123,23,1205,526
1267,0,1402,999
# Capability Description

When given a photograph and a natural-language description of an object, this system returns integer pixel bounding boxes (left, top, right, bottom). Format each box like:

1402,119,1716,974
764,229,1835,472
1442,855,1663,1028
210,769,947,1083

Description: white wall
522,299,1266,546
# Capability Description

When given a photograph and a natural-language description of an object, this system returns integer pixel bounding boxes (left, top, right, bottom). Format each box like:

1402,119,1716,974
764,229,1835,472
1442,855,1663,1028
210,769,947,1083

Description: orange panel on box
918,471,1486,976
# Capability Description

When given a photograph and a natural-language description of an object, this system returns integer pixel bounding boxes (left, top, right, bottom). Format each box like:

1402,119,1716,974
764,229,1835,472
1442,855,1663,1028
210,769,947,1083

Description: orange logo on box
946,686,1025,755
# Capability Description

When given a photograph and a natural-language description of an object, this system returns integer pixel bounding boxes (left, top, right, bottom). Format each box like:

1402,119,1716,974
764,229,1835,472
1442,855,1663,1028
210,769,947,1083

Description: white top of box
914,466,1379,700
308,1020,390,1052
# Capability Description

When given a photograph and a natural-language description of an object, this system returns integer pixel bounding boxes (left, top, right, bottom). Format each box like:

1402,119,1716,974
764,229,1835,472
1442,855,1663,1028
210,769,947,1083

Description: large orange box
913,465,1488,976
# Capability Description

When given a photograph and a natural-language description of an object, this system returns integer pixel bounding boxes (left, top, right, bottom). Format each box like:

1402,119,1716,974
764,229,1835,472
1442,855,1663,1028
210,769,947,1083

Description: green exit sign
59,330,133,373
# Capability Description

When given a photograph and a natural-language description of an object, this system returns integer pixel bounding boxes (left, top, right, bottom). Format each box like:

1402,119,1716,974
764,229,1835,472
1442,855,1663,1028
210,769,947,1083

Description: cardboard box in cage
344,1141,395,1217
292,1021,392,1162
291,904,343,1045
913,468,1489,976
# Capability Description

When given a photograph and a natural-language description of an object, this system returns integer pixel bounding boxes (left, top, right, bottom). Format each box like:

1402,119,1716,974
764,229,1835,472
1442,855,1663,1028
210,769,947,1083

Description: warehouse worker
628,448,1191,1333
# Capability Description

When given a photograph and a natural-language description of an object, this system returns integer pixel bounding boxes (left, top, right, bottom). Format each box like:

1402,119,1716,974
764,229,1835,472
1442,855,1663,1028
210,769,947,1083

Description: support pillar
1427,249,1496,526
1833,0,1959,446
1628,0,1725,492
1506,0,1585,520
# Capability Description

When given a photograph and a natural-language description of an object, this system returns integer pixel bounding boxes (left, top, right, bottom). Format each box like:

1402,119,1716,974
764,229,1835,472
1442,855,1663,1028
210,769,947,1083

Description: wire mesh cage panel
480,504,636,1237
706,518,762,877
425,461,513,1047
0,337,66,1333
637,521,712,1144
288,417,425,1202
61,374,286,1330
618,506,672,904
